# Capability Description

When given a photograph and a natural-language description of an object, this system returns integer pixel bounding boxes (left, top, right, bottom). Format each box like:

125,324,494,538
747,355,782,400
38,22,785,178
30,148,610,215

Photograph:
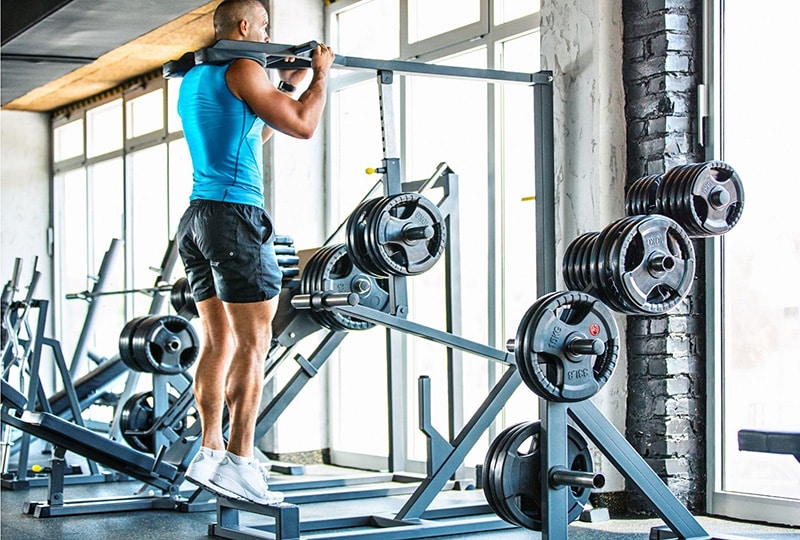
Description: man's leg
222,295,280,458
194,296,235,451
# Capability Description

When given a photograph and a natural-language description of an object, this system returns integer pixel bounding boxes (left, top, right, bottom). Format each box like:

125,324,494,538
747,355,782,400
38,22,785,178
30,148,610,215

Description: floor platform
2,463,799,540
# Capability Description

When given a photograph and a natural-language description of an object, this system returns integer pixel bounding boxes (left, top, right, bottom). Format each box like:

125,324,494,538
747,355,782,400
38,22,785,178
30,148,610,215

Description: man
176,0,334,504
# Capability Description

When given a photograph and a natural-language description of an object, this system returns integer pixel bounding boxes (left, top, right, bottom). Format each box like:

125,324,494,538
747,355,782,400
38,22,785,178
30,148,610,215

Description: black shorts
177,200,282,303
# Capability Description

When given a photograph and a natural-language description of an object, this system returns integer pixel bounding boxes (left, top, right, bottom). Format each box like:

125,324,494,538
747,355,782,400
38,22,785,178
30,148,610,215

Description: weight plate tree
345,192,447,277
510,291,619,402
562,214,695,315
300,244,391,331
482,421,593,530
624,160,745,237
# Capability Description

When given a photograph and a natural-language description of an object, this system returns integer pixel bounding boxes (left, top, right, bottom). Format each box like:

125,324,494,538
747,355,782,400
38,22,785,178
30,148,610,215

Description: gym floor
1,462,799,540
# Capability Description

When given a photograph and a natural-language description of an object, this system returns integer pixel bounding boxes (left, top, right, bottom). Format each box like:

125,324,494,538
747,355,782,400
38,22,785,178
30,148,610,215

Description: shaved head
214,0,268,39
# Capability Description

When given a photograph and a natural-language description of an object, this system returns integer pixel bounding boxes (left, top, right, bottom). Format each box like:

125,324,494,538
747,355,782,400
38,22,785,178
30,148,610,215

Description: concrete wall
0,110,55,389
540,0,629,493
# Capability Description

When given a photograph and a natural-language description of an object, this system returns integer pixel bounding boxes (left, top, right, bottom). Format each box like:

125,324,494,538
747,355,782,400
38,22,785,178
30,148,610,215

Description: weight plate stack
624,173,662,216
130,315,199,374
482,421,593,530
300,243,390,331
563,215,696,315
512,291,619,402
274,233,300,283
656,160,745,237
346,198,387,277
345,193,447,277
625,161,745,237
118,316,152,372
170,278,198,319
562,231,600,294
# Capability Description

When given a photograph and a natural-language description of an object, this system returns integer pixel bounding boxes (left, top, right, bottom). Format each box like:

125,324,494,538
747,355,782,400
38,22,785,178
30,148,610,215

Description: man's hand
311,43,335,75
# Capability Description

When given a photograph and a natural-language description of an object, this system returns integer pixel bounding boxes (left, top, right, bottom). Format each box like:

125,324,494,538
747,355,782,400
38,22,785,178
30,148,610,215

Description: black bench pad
738,429,800,460
2,410,178,488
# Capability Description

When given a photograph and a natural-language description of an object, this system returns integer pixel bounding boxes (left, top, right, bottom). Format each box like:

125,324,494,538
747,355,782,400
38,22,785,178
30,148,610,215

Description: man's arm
228,44,335,140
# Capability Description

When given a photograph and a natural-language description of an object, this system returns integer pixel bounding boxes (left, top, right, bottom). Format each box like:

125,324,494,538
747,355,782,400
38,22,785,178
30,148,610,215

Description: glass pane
168,78,183,133
721,1,800,500
126,89,164,139
86,99,122,157
57,169,89,364
127,145,169,315
404,48,488,463
494,0,538,25
53,119,84,162
327,80,389,457
336,0,399,59
86,159,126,360
407,0,480,43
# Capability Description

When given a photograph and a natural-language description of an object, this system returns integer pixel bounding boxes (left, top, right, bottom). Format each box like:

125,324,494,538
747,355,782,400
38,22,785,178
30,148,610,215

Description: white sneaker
185,447,239,500
211,452,284,505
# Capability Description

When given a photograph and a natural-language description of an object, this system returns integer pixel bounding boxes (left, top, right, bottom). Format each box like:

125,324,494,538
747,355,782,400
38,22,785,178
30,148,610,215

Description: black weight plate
119,391,175,453
512,291,565,399
369,193,447,276
515,291,619,402
483,420,595,531
131,315,199,374
603,216,650,313
483,422,532,525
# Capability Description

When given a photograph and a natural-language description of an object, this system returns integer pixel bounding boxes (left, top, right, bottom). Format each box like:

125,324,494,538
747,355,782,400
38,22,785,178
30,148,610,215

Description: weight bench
738,429,800,463
1,386,190,517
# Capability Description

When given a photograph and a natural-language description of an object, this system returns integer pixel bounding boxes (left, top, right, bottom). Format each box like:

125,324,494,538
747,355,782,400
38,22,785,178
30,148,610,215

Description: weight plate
119,391,174,453
300,244,390,331
483,420,594,531
131,315,199,374
513,291,619,402
367,193,447,276
613,215,695,314
687,161,745,236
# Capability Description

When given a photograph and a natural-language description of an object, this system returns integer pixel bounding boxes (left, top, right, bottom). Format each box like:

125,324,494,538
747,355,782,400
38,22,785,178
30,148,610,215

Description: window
326,0,541,472
53,119,84,162
709,0,800,525
52,79,188,374
406,0,481,43
86,99,122,158
126,88,164,139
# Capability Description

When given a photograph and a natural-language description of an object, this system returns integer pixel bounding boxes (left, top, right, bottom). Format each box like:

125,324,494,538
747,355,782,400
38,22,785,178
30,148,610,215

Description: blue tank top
178,62,265,206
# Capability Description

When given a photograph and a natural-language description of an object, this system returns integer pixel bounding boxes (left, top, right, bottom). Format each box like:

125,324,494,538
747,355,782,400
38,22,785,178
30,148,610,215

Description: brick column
621,0,706,514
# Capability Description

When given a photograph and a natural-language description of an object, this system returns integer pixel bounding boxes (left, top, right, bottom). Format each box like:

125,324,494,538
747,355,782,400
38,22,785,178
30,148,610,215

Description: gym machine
162,39,553,539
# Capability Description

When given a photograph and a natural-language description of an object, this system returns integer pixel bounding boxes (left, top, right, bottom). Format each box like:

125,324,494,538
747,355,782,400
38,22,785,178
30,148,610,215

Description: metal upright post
377,69,409,473
533,72,556,297
69,238,122,377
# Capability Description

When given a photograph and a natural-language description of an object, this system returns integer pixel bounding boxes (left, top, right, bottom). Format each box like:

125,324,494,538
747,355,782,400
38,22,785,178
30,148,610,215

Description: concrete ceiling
1,0,223,113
